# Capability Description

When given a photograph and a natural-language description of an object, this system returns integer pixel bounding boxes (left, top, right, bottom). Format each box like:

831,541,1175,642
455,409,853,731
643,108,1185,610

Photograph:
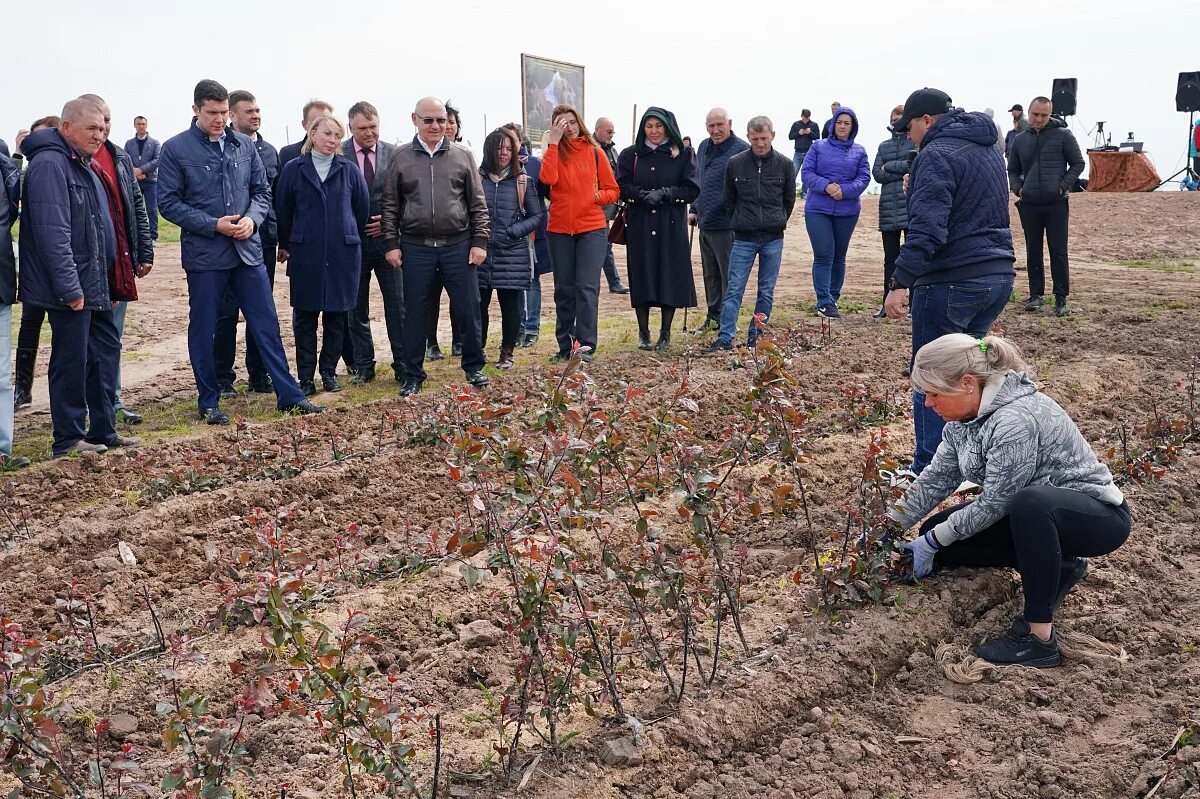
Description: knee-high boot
14,348,36,409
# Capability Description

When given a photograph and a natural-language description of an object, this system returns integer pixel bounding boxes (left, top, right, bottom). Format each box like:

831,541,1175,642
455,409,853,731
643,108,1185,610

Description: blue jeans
806,212,859,309
717,238,784,345
0,305,12,455
521,274,542,337
793,152,808,197
910,273,1014,472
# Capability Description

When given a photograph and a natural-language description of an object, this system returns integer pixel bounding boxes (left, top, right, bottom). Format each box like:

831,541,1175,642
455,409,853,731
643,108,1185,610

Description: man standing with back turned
884,88,1015,477
1007,96,1084,317
158,79,321,424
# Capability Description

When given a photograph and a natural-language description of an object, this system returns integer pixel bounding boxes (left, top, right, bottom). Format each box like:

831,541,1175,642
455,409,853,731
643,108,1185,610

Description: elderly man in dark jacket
884,88,1016,476
1006,96,1085,317
18,99,136,457
382,96,491,397
159,79,319,424
871,106,916,317
690,107,749,332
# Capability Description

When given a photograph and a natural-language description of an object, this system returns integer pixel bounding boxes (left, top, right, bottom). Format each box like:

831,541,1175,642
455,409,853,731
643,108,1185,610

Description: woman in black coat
275,113,370,395
478,127,544,369
617,107,700,351
871,105,915,318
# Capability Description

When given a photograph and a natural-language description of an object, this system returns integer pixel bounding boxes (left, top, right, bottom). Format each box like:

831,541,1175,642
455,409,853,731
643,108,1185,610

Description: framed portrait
521,54,586,145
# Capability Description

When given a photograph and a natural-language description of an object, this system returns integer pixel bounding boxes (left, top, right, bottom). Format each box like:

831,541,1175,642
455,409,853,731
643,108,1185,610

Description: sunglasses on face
420,117,447,126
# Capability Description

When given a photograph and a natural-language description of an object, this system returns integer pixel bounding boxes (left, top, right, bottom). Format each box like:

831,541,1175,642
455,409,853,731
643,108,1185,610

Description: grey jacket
342,138,396,259
381,136,489,251
122,135,162,182
871,131,915,232
890,371,1124,544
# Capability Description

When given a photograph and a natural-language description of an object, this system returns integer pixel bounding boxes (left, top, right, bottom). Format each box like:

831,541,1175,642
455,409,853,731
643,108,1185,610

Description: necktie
362,148,375,188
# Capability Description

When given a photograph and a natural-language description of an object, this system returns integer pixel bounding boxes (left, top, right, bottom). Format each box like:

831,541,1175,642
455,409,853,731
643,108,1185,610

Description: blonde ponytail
911,333,1025,395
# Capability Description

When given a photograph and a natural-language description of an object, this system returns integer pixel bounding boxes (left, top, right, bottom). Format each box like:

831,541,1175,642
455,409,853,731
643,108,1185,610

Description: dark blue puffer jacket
892,109,1014,288
17,129,113,310
872,130,915,232
479,170,544,291
693,133,749,230
801,107,871,217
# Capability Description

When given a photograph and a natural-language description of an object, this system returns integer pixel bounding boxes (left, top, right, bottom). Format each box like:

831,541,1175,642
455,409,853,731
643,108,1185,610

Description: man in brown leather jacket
382,96,490,396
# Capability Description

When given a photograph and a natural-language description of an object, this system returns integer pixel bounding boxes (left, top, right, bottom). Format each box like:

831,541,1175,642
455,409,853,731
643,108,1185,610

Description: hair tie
978,340,989,354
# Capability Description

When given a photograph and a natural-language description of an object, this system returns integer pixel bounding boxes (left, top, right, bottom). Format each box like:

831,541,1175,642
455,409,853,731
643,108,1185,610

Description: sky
4,0,1196,189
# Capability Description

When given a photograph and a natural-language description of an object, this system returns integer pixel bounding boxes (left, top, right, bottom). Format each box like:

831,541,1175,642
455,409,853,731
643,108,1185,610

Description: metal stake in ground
684,222,696,332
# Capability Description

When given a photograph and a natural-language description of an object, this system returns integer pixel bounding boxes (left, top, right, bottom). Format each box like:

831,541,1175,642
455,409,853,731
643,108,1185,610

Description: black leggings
479,287,521,350
17,304,46,352
881,229,905,299
923,484,1130,623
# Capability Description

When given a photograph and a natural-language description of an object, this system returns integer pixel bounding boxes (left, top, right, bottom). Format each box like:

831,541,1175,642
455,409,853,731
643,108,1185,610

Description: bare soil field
3,192,1199,799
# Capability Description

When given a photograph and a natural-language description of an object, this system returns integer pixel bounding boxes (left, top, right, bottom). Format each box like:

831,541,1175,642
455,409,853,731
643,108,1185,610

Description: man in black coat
593,117,629,294
1007,96,1085,317
214,89,282,395
787,109,818,197
342,101,404,383
821,102,841,139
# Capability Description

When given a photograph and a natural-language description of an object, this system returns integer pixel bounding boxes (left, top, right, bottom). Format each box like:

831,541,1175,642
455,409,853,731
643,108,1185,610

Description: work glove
903,531,941,579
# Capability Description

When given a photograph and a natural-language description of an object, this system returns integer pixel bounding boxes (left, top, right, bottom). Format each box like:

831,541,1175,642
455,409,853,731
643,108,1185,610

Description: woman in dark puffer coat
478,127,544,369
872,105,916,317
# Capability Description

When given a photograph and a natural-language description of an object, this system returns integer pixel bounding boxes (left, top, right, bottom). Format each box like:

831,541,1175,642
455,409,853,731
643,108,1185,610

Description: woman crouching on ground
890,333,1130,667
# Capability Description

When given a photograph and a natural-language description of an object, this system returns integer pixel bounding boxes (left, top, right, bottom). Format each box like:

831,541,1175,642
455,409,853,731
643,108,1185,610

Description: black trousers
923,485,1130,623
214,242,277,386
480,287,522,351
425,273,462,351
16,303,46,352
881,229,906,299
401,240,484,383
698,228,734,322
45,308,119,455
548,229,607,356
1017,199,1070,299
348,253,405,377
292,309,348,383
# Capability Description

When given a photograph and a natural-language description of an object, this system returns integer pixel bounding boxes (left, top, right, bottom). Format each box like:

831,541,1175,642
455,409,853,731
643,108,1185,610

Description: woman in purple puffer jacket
801,106,870,319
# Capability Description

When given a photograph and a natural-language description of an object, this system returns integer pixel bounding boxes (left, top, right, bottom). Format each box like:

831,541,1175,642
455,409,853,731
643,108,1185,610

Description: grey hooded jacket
889,371,1124,543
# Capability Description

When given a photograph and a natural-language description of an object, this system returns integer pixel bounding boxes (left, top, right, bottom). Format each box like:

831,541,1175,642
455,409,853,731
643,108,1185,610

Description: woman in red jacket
539,104,619,362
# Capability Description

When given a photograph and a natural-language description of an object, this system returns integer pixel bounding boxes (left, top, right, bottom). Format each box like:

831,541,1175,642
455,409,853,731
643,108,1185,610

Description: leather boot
14,348,35,409
654,308,675,351
497,346,515,370
635,305,653,350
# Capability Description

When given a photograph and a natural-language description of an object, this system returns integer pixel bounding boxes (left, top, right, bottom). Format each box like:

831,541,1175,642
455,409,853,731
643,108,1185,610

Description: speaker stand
1157,111,1199,189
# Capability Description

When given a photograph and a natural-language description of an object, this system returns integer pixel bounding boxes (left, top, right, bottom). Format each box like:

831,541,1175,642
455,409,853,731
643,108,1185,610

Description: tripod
1157,110,1199,189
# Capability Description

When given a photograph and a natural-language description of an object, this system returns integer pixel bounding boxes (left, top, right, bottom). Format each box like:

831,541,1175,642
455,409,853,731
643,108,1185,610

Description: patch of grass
155,216,181,244
1118,257,1197,273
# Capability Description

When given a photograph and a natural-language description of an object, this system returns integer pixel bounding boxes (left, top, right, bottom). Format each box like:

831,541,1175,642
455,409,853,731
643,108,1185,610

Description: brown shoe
56,440,109,458
106,435,143,448
0,454,31,470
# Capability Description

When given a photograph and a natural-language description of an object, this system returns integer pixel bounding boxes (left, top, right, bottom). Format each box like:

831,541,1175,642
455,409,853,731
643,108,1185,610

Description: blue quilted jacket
892,109,1014,289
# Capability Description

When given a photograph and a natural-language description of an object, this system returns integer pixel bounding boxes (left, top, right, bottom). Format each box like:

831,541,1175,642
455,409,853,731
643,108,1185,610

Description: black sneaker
426,345,444,362
218,383,238,400
280,399,324,415
350,368,375,385
1052,557,1088,613
299,380,317,397
451,342,463,357
321,374,344,393
466,371,489,388
199,407,229,426
549,352,570,363
609,281,630,295
399,380,423,397
974,618,1062,668
1054,299,1071,317
816,304,841,319
115,406,143,425
519,333,538,348
872,306,887,319
1023,295,1044,312
702,339,733,354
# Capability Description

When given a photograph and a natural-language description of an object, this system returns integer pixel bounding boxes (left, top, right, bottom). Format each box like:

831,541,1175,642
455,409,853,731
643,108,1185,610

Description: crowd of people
0,79,1131,668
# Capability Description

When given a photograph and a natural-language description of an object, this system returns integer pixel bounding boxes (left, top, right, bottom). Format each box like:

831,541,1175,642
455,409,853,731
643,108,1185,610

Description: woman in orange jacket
539,104,619,362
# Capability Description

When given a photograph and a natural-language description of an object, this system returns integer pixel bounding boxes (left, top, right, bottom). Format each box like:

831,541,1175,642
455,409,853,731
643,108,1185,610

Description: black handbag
607,154,634,245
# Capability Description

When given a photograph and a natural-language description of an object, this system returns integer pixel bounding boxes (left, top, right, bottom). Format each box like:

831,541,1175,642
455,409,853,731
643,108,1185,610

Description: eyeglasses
420,117,448,126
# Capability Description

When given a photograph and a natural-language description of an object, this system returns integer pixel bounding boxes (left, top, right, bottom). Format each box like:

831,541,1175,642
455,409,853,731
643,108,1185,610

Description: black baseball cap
894,88,954,133
1009,103,1024,112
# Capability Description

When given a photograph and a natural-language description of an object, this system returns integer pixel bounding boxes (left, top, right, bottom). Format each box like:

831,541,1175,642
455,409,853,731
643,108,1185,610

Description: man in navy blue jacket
123,116,161,239
690,107,748,331
18,99,136,457
213,89,282,396
158,79,320,424
884,88,1016,475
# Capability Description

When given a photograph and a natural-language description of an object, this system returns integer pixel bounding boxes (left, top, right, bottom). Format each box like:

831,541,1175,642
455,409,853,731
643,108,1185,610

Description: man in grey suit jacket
343,101,403,383
123,115,161,239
